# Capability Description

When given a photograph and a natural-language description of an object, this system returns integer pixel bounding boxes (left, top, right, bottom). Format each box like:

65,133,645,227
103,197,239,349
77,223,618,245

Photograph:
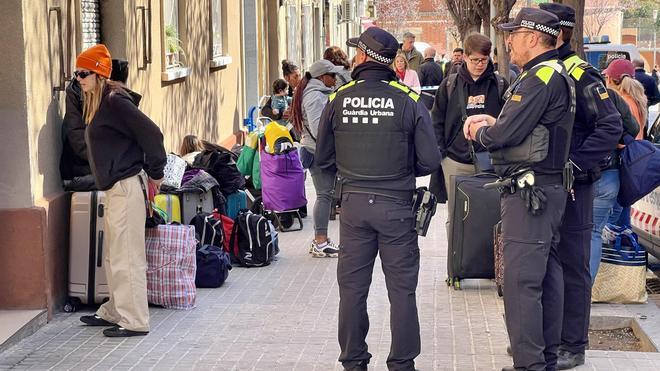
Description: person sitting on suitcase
430,33,508,235
75,44,166,338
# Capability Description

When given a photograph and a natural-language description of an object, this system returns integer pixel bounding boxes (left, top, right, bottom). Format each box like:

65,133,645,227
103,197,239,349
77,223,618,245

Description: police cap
539,3,576,29
346,27,399,65
499,7,561,38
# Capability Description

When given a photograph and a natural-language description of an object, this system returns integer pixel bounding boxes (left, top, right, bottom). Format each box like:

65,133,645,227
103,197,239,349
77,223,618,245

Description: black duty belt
533,174,563,186
341,184,414,201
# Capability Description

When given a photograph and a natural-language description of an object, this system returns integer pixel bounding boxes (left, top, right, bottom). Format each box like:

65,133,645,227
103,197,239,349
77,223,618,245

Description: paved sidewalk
0,178,659,370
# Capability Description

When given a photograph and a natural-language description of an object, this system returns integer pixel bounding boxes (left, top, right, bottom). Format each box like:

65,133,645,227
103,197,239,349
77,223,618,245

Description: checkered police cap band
559,20,575,28
358,40,394,64
520,19,560,37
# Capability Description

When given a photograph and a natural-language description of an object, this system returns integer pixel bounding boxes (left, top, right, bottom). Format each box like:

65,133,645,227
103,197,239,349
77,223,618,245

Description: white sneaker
311,239,340,258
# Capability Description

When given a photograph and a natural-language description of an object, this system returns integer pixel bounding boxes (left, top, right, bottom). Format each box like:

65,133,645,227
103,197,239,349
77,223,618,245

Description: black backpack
229,210,275,267
190,213,224,248
193,149,246,195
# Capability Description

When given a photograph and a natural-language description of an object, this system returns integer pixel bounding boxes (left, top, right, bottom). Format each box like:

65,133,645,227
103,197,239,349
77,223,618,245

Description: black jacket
418,58,444,87
85,85,166,190
431,62,507,164
60,75,144,180
476,50,573,176
635,68,660,107
557,43,622,180
315,61,441,193
602,88,640,170
60,79,90,180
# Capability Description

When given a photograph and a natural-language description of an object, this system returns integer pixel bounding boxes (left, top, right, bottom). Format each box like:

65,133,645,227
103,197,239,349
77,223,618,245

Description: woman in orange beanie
75,44,166,338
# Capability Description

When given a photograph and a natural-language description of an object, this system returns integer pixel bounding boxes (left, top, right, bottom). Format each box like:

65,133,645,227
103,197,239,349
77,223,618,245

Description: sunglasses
74,70,95,79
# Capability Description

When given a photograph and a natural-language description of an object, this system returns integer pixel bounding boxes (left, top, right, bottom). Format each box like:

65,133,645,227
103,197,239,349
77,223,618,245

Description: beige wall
100,0,246,153
0,0,32,209
1,0,253,207
22,0,72,206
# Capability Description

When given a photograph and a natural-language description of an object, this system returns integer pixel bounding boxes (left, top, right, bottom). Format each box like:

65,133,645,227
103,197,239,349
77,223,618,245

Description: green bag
237,145,261,189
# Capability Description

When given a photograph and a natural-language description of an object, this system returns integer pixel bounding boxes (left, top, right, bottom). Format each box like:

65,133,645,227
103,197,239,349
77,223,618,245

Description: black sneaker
103,325,149,337
80,315,115,327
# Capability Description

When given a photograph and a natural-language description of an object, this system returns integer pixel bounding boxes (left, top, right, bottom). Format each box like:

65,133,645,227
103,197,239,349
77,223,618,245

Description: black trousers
558,182,594,354
337,193,420,371
502,184,567,371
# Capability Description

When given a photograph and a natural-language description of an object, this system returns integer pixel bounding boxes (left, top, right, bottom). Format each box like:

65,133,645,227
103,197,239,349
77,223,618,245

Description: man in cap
538,3,623,369
463,8,576,371
315,27,441,371
399,31,424,73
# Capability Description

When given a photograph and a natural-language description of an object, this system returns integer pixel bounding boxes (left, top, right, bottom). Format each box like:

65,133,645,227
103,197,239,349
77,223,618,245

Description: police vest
329,80,418,181
490,59,576,176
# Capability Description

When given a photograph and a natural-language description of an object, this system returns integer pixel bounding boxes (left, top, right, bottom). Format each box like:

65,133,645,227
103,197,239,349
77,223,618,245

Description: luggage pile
64,145,280,313
237,121,307,232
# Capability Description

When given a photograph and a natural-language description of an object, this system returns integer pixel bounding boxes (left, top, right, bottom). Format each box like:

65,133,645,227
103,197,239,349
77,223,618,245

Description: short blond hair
394,53,409,70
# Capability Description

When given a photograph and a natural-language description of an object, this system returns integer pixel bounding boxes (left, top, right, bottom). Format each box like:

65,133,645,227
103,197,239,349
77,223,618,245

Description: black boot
557,350,585,370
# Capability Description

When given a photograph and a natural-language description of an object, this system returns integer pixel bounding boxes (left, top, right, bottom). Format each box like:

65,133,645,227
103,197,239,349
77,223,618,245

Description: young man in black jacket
430,33,507,228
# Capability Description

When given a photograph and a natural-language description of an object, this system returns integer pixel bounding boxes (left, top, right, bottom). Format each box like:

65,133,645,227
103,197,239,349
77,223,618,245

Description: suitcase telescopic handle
97,231,104,267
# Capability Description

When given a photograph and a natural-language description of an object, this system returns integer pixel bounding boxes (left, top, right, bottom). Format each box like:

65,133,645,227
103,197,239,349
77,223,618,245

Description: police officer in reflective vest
463,8,576,371
315,27,441,371
538,4,623,370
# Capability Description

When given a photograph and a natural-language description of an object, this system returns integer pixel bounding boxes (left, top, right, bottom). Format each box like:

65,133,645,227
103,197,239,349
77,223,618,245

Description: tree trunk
492,0,516,81
472,0,491,37
445,0,483,43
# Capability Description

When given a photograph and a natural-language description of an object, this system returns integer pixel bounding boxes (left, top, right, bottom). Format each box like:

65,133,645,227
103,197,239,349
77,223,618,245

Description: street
1,178,659,370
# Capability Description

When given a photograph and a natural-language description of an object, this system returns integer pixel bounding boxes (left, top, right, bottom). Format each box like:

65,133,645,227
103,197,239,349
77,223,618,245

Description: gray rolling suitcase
181,189,214,225
446,173,501,289
64,191,109,312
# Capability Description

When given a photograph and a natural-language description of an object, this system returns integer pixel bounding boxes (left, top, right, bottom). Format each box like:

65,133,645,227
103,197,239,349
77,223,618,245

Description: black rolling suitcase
446,173,501,289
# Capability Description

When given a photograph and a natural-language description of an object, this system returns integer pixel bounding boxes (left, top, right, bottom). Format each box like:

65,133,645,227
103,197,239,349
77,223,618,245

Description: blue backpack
617,135,660,206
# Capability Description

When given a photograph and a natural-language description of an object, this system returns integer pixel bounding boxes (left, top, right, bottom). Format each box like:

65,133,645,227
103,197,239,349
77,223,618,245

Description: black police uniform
540,2,624,362
315,28,441,371
476,9,576,371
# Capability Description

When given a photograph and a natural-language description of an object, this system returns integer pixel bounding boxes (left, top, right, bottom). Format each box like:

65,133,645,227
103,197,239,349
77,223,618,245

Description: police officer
538,4,623,370
463,8,576,371
315,27,441,371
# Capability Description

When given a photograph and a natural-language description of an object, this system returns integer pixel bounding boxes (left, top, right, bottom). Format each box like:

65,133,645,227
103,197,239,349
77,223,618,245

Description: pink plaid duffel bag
145,225,197,310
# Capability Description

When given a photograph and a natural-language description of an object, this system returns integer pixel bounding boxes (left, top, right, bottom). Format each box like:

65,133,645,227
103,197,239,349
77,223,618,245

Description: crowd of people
59,3,660,370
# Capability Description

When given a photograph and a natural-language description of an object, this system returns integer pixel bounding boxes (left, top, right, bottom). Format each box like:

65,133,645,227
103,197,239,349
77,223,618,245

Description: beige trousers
96,173,150,332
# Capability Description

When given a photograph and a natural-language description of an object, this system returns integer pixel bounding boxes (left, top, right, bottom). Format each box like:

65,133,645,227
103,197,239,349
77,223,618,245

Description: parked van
583,43,642,71
631,112,660,260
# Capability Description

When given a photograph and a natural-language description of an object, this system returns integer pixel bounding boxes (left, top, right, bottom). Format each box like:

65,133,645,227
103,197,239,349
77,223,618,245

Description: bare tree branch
443,0,482,42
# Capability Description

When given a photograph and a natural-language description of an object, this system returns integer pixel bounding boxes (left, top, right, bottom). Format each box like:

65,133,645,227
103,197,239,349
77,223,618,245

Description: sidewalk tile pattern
1,177,659,370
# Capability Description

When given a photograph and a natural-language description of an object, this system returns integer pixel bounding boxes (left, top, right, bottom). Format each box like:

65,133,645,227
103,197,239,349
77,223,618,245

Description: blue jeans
590,169,620,281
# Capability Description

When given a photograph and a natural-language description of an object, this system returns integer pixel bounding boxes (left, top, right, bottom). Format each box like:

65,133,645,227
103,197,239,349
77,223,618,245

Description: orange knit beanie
75,44,112,79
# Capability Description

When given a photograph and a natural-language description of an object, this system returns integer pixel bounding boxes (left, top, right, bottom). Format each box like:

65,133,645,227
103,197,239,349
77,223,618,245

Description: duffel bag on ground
196,244,232,288
145,225,197,309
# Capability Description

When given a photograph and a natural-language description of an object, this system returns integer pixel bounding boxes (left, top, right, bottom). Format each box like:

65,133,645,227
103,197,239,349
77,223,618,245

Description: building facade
0,0,362,326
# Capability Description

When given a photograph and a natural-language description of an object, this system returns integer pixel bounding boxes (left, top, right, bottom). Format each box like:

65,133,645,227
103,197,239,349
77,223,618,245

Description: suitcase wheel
445,277,452,287
497,284,503,297
63,297,81,313
453,279,461,290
